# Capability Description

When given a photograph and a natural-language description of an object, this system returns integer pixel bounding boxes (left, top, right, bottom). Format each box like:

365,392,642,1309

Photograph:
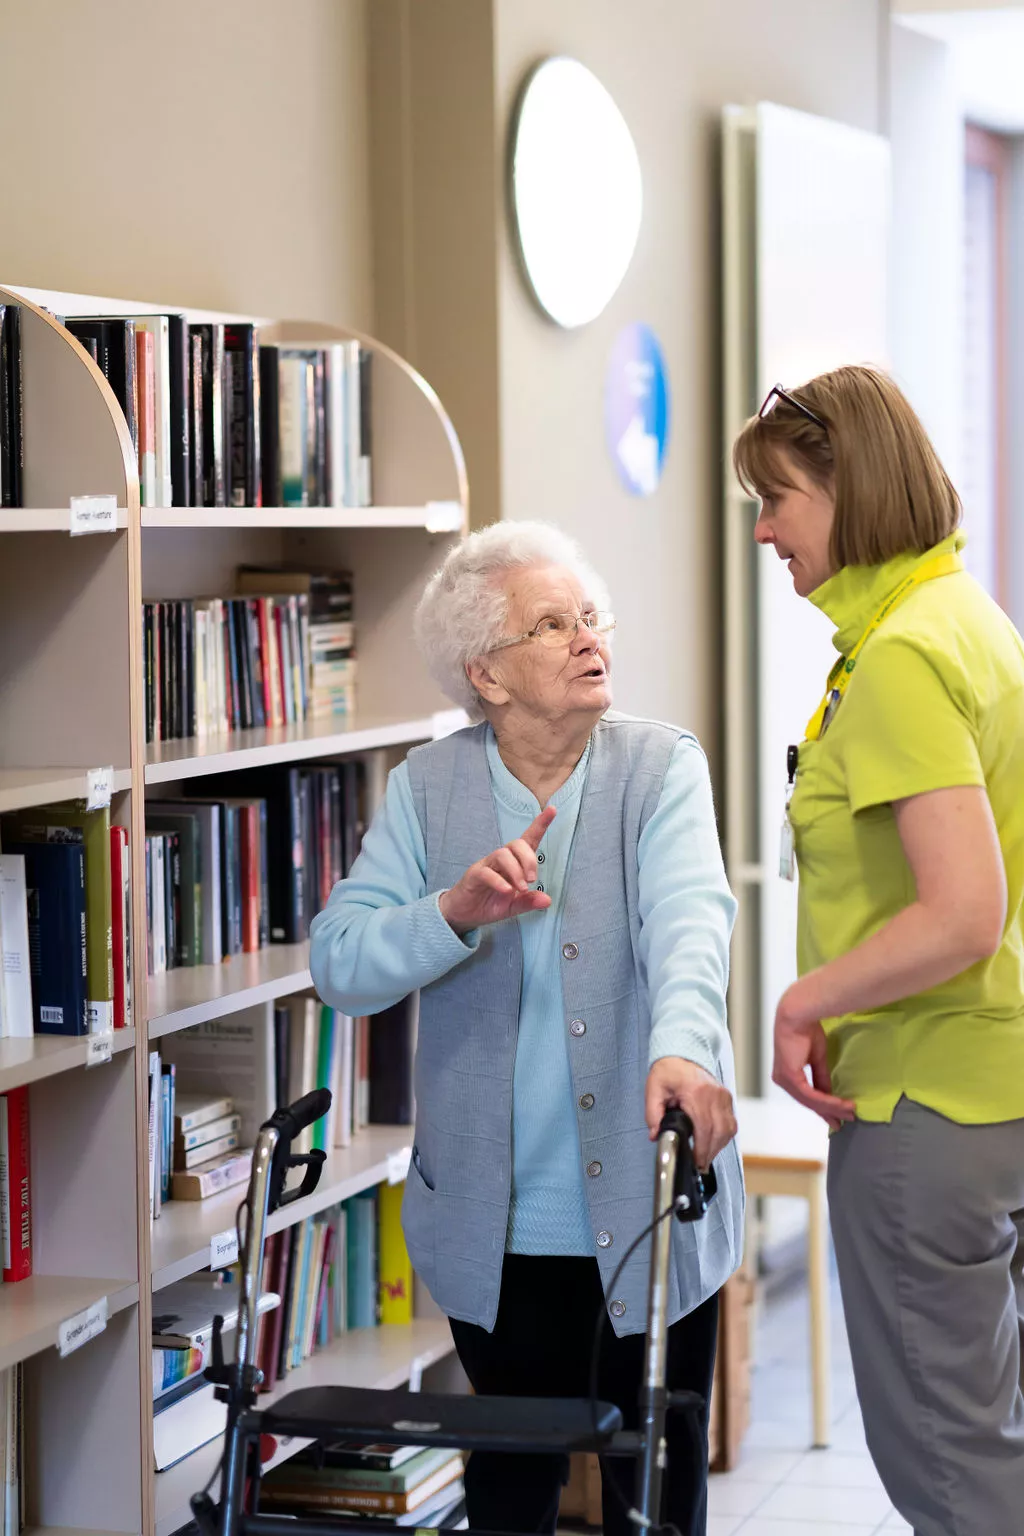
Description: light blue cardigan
310,723,737,1258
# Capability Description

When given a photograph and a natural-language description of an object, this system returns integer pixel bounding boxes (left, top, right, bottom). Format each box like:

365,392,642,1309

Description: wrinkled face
753,451,836,597
475,563,613,720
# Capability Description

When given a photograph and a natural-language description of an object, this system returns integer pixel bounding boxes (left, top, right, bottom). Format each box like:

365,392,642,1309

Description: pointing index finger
521,806,556,852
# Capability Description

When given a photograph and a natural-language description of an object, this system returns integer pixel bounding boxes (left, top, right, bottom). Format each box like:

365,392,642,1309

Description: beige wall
0,0,374,330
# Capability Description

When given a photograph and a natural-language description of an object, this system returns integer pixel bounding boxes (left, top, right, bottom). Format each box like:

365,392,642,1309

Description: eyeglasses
488,611,617,652
759,383,827,431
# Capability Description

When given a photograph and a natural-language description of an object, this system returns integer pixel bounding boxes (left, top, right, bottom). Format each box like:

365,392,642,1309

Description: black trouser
448,1254,718,1536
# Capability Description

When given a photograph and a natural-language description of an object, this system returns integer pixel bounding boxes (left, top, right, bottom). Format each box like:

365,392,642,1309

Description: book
298,1445,460,1497
224,323,261,507
152,1274,278,1349
152,1342,206,1401
174,1109,241,1153
259,344,282,506
346,1190,378,1330
170,1146,253,1201
174,1095,235,1136
8,841,87,1035
0,304,23,509
145,808,201,968
177,1128,240,1169
190,329,204,507
161,1062,175,1205
377,1178,413,1324
148,833,167,975
1,801,113,1033
135,325,157,506
0,1088,31,1282
149,1050,162,1222
260,1455,463,1515
110,825,132,1030
167,314,191,507
163,1008,274,1146
369,994,416,1126
0,856,33,1040
195,323,226,507
152,1380,226,1472
312,1442,426,1474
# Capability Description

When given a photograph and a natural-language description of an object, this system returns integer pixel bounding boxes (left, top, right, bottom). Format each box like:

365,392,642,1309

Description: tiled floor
707,1273,910,1536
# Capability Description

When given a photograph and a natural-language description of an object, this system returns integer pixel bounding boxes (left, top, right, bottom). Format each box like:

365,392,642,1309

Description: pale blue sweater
309,728,736,1257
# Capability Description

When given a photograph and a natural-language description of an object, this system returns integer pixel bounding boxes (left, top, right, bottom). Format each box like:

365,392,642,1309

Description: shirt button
537,851,545,863
609,1300,626,1319
578,1093,595,1111
562,942,579,960
597,1230,613,1248
587,1160,602,1178
569,1019,586,1037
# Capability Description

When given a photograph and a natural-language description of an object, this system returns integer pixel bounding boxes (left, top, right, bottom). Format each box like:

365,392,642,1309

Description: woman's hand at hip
645,1057,737,1170
438,807,556,935
772,989,856,1130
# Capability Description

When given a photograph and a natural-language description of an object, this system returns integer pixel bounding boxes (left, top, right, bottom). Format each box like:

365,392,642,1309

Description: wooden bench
736,1093,832,1447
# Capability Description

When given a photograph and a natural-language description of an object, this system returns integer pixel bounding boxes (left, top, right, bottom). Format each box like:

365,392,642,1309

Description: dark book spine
226,600,243,730
358,346,372,507
303,357,317,507
162,834,176,970
328,768,343,890
313,351,326,507
289,769,306,943
168,601,180,740
159,603,171,741
232,600,252,731
214,324,227,508
184,600,196,738
121,319,139,462
300,772,314,938
246,600,266,730
168,316,191,507
176,600,188,740
190,331,204,508
224,325,258,507
1,307,24,507
167,832,181,969
368,996,415,1125
14,843,87,1036
144,605,155,744
258,798,270,949
198,325,226,507
259,346,281,507
0,304,10,507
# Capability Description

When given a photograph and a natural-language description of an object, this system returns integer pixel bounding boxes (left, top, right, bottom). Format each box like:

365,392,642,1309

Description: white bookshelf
0,281,468,1536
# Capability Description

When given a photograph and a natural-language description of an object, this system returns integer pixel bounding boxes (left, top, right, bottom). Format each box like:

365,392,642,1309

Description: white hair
413,520,611,721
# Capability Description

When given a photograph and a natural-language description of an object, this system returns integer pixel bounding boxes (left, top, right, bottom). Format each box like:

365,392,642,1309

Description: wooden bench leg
807,1167,830,1447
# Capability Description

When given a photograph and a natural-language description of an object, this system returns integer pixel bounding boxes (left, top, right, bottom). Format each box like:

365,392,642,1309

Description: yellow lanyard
804,550,963,742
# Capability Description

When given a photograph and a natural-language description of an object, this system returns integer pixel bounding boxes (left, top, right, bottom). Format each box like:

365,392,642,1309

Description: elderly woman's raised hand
439,807,557,936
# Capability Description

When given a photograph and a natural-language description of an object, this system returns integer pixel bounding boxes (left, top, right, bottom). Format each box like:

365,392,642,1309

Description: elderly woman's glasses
759,383,827,431
489,611,616,652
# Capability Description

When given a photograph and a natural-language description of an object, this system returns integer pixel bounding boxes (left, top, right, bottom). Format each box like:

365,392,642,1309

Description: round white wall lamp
509,57,643,329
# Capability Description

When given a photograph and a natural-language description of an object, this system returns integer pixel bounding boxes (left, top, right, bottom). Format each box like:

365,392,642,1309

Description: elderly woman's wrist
438,888,470,936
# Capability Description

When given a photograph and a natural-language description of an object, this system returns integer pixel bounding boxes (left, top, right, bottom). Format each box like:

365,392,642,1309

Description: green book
1,801,113,1031
312,1005,335,1154
146,808,203,967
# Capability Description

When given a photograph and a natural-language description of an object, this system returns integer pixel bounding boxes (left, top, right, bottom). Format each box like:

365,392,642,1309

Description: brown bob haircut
732,365,961,571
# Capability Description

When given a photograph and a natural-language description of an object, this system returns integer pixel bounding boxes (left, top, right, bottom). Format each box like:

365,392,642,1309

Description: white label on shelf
425,501,463,534
86,766,114,811
58,1295,108,1358
407,1352,431,1394
387,1147,411,1185
86,1000,114,1033
86,1033,113,1067
431,709,467,741
69,495,118,536
211,1228,240,1269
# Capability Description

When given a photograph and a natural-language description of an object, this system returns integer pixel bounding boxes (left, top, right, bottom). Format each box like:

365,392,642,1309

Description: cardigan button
537,851,545,863
569,1019,586,1037
536,883,544,893
597,1230,613,1248
579,1093,595,1111
562,942,579,960
587,1160,602,1178
609,1299,626,1319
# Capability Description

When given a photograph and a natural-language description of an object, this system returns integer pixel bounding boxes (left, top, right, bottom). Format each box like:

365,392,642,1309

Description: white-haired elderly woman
309,521,744,1536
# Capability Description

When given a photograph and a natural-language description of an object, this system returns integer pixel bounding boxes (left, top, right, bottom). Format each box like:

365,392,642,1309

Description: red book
0,1087,32,1282
256,598,273,725
110,825,131,1030
238,802,260,953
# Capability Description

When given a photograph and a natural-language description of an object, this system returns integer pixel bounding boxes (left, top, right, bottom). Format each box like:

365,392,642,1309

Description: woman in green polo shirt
734,365,1024,1536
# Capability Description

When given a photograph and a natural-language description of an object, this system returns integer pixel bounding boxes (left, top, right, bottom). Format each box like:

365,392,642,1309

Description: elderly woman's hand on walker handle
773,985,856,1131
645,1057,737,1170
438,806,557,936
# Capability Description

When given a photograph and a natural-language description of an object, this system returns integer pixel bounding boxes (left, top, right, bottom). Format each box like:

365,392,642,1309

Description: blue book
10,841,87,1035
346,1191,378,1331
161,1064,175,1204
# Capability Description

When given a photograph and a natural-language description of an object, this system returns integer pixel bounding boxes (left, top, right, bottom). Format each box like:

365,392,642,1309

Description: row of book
0,304,22,511
143,565,355,744
0,1367,23,1535
261,1440,467,1528
143,756,366,973
147,994,416,1210
61,314,372,509
0,804,131,1039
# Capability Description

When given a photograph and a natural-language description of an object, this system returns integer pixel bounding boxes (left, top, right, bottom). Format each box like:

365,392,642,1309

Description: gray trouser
828,1098,1024,1536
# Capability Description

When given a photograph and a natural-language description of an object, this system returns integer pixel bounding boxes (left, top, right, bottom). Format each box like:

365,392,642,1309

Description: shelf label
425,501,463,534
211,1228,240,1269
86,766,114,811
69,495,118,536
407,1352,431,1394
85,1033,113,1068
58,1295,108,1358
431,709,467,741
387,1147,411,1185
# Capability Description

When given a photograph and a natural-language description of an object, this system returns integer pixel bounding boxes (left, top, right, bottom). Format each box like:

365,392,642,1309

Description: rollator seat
260,1386,624,1455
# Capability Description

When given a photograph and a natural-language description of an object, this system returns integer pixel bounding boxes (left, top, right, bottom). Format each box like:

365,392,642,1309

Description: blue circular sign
604,323,670,496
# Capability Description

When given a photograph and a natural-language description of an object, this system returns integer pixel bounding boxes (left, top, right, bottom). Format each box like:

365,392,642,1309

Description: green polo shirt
789,532,1024,1123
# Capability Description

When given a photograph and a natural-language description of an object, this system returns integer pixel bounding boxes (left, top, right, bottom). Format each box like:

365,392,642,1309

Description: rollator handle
262,1087,333,1142
262,1090,332,1216
655,1108,717,1222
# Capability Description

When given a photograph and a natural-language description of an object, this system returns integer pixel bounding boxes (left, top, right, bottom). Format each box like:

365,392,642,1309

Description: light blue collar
485,725,593,815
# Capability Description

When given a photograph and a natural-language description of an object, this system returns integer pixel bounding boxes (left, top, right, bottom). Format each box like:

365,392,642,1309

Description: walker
189,1089,717,1536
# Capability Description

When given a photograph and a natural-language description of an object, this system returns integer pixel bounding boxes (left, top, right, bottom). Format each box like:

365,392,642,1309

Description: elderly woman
734,367,1024,1535
309,521,743,1536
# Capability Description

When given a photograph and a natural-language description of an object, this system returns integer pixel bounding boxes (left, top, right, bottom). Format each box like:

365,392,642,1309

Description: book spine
179,1128,240,1168
160,1066,172,1202
246,600,266,730
0,1088,31,1282
110,826,127,1030
168,315,191,507
171,1148,252,1200
313,351,327,506
190,330,204,507
259,345,281,507
135,326,157,506
358,346,373,506
279,356,307,506
0,303,9,507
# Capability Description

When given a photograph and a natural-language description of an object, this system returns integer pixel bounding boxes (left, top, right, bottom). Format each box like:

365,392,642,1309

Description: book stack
147,1054,254,1211
0,1366,24,1533
142,565,356,745
62,316,372,510
0,806,131,1037
260,1441,465,1528
0,303,23,511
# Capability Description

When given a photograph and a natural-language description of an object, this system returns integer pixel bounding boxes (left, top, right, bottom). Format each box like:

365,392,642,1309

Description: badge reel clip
779,742,798,882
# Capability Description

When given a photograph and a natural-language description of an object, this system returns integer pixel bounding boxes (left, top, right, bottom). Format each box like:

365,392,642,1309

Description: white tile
706,1516,745,1536
727,1447,804,1484
737,1522,879,1536
707,1478,772,1518
785,1451,886,1490
743,1416,817,1452
753,1482,893,1526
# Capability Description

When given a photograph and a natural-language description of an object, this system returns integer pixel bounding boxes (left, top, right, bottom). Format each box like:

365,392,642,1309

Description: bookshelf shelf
147,943,312,1037
0,508,129,534
0,1276,139,1373
154,1316,455,1536
0,1026,135,1095
150,1126,412,1291
140,504,463,532
0,766,132,815
144,712,436,784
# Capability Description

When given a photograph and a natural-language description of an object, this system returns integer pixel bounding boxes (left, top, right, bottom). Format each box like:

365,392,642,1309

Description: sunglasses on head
758,383,827,431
